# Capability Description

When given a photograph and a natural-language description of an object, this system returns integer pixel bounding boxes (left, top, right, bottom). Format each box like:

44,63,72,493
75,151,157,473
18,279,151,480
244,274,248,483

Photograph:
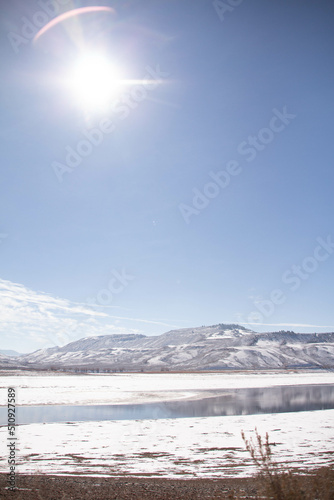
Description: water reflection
1,384,333,425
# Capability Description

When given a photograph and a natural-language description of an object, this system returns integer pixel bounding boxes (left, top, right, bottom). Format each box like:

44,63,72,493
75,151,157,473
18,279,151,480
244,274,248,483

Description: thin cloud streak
0,279,107,317
104,315,180,329
0,279,180,350
239,322,334,329
0,279,140,349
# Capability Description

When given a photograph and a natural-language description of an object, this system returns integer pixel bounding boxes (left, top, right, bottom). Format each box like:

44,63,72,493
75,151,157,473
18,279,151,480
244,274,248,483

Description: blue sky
1,0,334,353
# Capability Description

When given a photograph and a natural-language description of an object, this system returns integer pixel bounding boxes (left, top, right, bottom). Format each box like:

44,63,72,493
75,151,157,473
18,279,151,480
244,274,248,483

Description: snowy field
0,371,333,478
1,370,333,406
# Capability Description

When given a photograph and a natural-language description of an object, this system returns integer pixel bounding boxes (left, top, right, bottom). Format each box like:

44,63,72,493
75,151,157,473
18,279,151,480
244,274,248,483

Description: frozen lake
0,371,333,477
1,383,334,424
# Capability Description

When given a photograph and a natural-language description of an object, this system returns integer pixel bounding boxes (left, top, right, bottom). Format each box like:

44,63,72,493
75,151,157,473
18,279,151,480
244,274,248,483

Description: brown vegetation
241,428,334,499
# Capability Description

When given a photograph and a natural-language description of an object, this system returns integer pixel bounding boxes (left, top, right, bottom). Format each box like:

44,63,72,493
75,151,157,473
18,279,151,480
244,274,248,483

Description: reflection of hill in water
163,385,334,417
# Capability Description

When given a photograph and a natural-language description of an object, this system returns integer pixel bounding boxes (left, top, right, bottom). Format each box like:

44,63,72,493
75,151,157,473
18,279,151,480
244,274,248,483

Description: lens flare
33,6,115,44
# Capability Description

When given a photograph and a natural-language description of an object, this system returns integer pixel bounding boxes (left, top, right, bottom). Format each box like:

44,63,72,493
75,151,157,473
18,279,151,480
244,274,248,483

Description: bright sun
69,52,123,112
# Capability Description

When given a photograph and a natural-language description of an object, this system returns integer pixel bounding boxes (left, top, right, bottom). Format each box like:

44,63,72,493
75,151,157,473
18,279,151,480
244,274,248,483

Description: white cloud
0,279,139,350
0,279,183,352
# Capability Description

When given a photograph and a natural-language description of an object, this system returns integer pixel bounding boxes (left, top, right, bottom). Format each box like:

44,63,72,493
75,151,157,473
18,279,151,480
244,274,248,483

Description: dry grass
242,428,334,500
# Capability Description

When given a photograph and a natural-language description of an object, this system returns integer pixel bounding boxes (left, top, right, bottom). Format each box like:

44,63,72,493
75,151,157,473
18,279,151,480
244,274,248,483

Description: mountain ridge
1,323,334,371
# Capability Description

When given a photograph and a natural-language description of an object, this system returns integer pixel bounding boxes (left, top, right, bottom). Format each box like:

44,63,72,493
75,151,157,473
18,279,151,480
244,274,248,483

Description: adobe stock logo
52,119,114,183
244,236,334,325
45,268,135,348
8,0,72,54
179,106,296,224
179,160,242,224
237,107,296,162
213,0,244,22
86,269,135,310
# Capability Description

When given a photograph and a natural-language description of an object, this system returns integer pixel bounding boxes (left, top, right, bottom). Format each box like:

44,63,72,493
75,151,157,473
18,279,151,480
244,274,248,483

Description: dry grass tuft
241,428,334,500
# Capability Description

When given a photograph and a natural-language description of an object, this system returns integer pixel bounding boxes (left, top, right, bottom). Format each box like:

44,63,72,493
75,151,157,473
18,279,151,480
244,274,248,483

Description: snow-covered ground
0,371,333,478
1,370,333,406
0,410,333,477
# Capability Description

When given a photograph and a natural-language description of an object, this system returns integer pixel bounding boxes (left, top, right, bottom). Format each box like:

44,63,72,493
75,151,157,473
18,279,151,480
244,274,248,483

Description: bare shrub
242,428,334,500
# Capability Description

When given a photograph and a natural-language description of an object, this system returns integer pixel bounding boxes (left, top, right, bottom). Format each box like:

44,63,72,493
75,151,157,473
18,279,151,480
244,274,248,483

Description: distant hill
1,324,334,371
0,349,23,357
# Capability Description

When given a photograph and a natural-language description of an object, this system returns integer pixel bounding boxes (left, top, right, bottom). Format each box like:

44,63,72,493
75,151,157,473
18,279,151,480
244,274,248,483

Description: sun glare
69,53,123,112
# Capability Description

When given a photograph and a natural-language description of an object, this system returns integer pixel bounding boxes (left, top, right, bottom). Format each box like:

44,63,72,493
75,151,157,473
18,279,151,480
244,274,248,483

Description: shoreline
1,468,333,499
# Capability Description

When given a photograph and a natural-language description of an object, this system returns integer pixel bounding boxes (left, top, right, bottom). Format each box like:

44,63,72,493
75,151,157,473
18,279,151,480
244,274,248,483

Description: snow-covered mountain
2,324,334,371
